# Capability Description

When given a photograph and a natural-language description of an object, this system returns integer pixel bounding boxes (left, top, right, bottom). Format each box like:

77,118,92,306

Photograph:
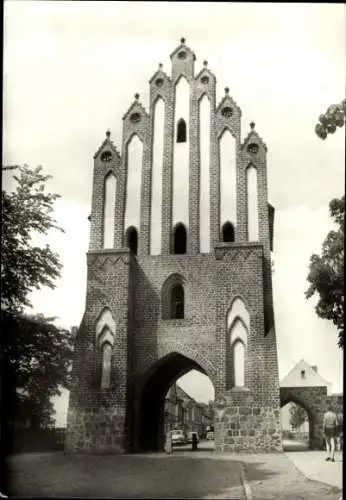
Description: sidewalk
285,450,343,489
170,443,343,489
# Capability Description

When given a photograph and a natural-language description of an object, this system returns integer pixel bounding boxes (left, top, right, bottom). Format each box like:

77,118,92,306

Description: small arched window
222,221,235,242
173,223,187,254
126,226,138,255
161,273,185,320
101,342,112,389
170,284,184,319
177,119,187,143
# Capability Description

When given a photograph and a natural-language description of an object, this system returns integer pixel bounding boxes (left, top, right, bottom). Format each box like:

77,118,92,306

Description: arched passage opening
280,397,312,451
137,352,215,452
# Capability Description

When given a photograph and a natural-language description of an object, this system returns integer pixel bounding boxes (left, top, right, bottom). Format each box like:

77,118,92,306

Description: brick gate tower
66,39,283,454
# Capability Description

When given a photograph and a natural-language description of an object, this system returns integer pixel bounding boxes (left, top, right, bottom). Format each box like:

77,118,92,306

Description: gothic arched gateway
134,352,214,452
66,39,282,454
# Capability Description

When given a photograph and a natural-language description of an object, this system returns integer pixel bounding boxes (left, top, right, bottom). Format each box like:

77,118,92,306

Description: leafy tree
1,164,73,435
1,164,63,313
315,99,345,139
305,196,344,348
289,403,308,430
2,311,73,429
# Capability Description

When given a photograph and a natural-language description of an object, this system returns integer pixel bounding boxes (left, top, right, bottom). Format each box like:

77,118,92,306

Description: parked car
187,431,199,443
170,429,186,446
206,430,214,440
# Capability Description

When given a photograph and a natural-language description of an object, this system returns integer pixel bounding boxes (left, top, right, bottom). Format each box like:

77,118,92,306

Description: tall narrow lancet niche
100,342,112,389
230,320,247,387
95,308,116,390
199,94,211,253
124,134,143,247
150,97,165,255
246,164,259,241
172,76,190,229
226,298,250,389
103,172,117,249
219,129,237,237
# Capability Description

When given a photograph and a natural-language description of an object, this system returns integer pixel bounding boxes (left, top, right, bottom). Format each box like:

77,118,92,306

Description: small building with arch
164,383,213,437
66,38,281,454
280,359,343,449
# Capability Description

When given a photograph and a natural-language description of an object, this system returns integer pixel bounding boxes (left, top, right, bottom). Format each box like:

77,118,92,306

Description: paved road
5,442,342,499
167,440,342,496
177,439,309,453
6,451,245,499
173,439,215,452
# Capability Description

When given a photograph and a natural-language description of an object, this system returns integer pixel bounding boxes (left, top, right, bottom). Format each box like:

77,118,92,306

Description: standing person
323,405,338,462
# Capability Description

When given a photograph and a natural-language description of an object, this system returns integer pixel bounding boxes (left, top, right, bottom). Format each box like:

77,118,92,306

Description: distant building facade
280,359,333,395
164,383,212,437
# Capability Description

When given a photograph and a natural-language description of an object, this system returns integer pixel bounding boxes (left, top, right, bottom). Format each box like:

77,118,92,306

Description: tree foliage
1,164,73,431
1,164,63,313
2,312,73,428
305,196,344,348
289,403,308,430
315,99,345,139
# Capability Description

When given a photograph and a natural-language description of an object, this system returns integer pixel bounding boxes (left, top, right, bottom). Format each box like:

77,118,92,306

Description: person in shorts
323,406,338,462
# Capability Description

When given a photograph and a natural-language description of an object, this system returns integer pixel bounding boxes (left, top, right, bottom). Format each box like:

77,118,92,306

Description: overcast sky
3,2,345,426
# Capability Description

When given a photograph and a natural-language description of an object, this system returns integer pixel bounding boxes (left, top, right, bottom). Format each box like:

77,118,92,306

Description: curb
240,462,253,500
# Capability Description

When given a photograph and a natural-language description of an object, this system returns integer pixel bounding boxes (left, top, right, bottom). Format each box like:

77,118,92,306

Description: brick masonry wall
66,249,135,453
67,241,283,453
326,394,344,415
66,39,283,454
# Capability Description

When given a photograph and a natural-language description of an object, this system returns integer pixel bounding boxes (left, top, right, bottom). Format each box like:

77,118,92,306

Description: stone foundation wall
65,406,127,454
214,392,282,453
326,394,343,415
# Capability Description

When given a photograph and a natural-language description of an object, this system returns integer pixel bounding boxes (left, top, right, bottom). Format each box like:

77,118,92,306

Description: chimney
311,365,318,373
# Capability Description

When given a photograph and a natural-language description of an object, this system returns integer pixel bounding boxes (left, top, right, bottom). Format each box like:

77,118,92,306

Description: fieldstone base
214,391,283,453
65,406,127,454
